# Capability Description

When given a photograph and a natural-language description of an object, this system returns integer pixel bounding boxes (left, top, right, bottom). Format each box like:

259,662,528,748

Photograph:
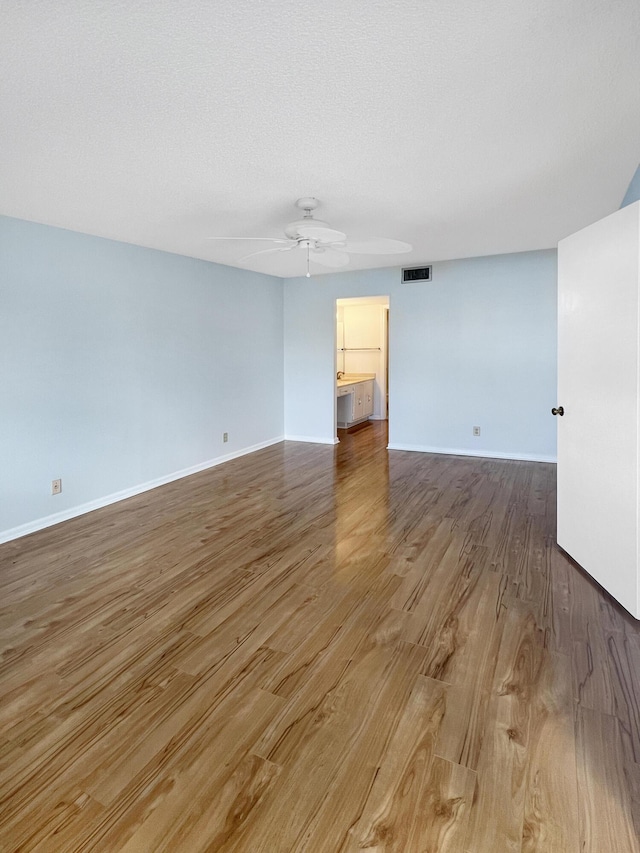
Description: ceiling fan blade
343,238,412,255
239,245,296,262
207,236,291,244
310,248,350,268
296,224,347,242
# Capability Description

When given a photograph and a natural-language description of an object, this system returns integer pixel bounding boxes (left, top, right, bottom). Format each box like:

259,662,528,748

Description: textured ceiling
1,0,639,277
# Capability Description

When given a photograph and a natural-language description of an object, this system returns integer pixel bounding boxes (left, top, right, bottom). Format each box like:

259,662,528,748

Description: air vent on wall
402,265,432,283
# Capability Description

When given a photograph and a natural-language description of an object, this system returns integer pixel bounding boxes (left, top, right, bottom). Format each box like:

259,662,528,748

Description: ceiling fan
208,198,412,277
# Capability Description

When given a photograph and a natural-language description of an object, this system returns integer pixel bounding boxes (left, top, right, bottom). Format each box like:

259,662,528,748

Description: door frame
334,295,390,440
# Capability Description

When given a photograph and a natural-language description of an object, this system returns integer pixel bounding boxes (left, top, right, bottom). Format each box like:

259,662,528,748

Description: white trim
0,436,285,545
386,443,557,463
284,435,339,445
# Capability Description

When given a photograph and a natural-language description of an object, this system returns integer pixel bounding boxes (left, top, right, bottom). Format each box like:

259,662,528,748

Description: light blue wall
621,164,640,208
284,250,557,461
0,216,284,540
1,216,558,542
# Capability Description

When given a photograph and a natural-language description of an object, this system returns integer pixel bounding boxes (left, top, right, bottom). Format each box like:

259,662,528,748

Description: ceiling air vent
402,265,432,283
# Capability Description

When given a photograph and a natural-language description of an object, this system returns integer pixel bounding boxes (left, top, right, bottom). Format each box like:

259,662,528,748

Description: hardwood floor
1,422,639,851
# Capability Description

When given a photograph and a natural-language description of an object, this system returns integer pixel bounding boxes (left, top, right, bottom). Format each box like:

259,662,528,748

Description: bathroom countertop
336,373,376,388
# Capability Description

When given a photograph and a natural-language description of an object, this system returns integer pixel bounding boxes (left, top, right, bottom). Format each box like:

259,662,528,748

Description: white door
557,201,640,618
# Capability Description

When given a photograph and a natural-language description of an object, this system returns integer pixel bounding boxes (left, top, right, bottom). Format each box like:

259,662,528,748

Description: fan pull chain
306,243,311,278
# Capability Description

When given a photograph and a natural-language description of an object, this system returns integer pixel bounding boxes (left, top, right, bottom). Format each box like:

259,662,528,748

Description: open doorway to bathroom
335,296,389,439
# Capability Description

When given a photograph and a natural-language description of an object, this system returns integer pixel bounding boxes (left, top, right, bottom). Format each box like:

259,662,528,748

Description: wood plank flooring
1,422,639,851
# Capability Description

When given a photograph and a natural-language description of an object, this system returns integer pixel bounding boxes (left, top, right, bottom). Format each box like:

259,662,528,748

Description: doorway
335,296,389,438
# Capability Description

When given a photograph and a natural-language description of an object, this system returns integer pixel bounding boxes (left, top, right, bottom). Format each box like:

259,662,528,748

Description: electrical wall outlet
223,432,228,443
473,426,481,437
51,478,62,495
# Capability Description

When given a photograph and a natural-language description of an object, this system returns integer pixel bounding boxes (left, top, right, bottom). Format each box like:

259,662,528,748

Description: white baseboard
386,443,557,464
284,435,339,445
0,436,285,545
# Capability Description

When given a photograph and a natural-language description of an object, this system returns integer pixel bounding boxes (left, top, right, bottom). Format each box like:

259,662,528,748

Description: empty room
1,1,640,851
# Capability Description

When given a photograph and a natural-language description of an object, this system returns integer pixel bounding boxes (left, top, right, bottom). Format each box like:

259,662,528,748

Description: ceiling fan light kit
209,198,412,276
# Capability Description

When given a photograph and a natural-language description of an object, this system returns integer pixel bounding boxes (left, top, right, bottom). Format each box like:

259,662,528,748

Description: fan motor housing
285,218,332,239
